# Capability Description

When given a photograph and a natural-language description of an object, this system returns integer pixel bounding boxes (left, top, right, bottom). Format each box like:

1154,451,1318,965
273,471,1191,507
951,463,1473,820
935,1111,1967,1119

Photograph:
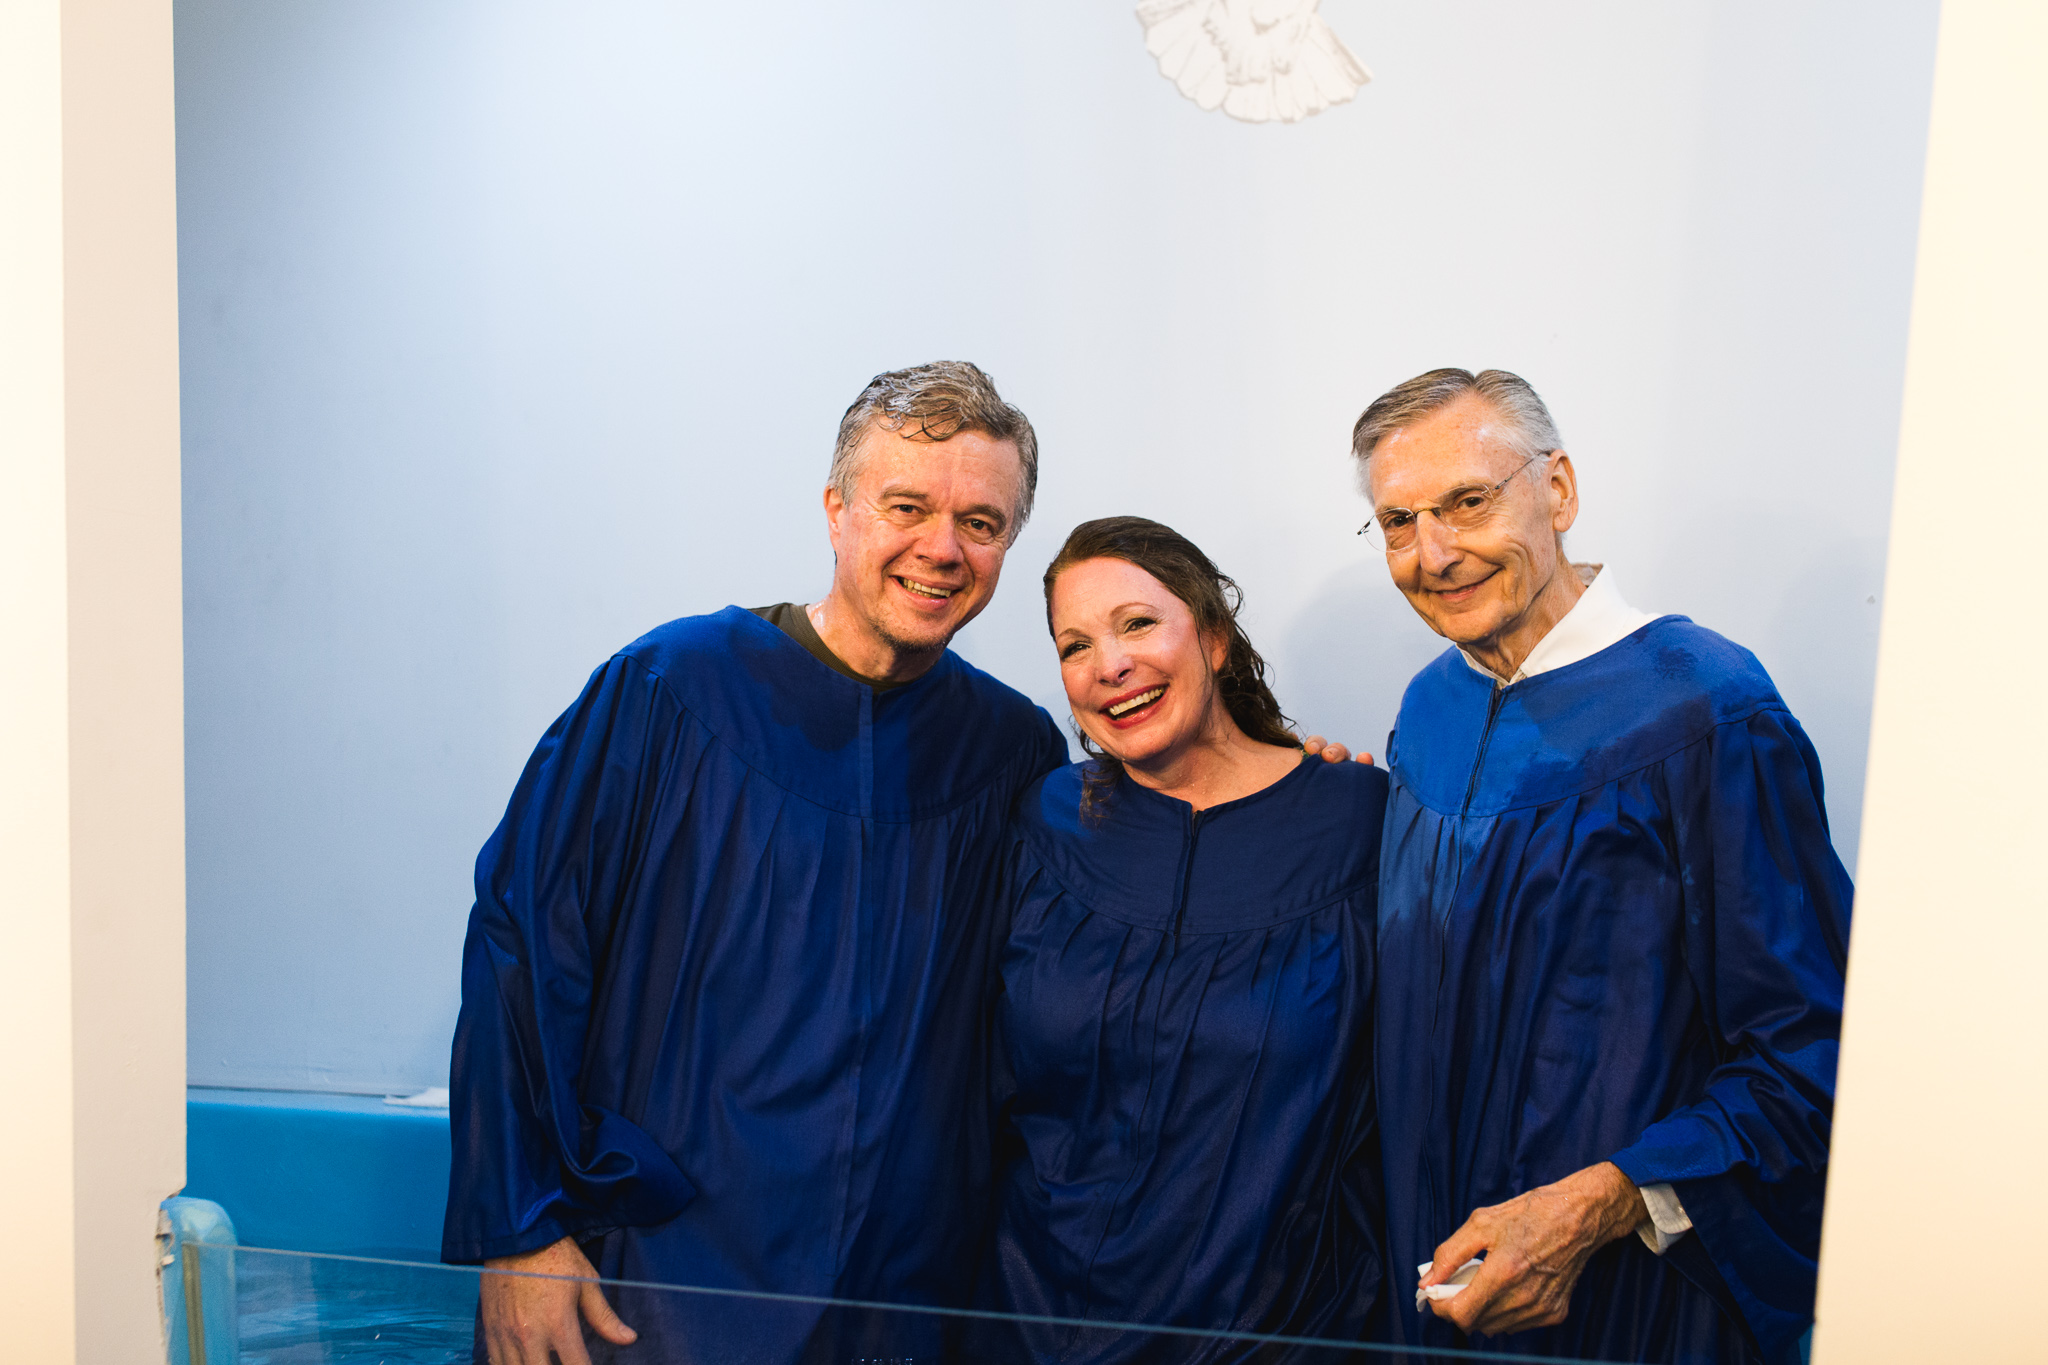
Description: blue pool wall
185,1087,450,1261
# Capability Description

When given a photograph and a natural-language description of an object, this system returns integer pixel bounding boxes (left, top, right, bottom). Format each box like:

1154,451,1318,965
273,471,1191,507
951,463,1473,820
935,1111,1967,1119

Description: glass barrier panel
190,1244,1629,1365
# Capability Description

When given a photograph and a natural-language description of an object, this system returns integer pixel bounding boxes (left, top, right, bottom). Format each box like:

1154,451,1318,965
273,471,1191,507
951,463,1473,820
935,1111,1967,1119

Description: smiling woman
1042,515,1301,818
970,515,1392,1356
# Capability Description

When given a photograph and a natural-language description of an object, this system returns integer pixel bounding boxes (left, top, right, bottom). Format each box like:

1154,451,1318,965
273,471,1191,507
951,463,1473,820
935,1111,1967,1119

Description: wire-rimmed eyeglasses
1357,452,1550,554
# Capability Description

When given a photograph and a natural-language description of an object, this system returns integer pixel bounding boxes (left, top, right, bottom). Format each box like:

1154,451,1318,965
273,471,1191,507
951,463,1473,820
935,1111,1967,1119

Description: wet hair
1349,367,1562,493
830,360,1039,538
1043,516,1297,821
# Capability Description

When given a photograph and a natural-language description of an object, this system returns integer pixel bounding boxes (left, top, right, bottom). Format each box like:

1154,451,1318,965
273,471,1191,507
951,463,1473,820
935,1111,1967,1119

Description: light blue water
236,1252,474,1365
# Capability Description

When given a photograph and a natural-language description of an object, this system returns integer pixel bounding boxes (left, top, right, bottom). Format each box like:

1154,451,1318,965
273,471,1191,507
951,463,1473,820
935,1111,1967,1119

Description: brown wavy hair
1043,517,1298,820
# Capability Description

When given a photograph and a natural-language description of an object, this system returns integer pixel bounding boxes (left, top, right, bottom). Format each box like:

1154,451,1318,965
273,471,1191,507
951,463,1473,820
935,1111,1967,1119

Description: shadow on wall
1272,556,1450,764
1648,500,1886,869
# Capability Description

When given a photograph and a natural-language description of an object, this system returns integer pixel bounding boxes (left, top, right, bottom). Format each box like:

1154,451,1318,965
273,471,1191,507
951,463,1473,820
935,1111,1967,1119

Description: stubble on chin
868,600,961,656
878,622,953,654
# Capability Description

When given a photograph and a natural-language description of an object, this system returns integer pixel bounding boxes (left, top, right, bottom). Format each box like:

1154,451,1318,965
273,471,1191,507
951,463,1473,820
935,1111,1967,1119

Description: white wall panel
1815,3,2048,1359
176,0,1937,1091
3,1,186,1357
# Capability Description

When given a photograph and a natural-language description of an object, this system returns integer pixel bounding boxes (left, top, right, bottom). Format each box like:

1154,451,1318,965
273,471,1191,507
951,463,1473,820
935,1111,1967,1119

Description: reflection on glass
227,1246,475,1364
183,1245,1629,1365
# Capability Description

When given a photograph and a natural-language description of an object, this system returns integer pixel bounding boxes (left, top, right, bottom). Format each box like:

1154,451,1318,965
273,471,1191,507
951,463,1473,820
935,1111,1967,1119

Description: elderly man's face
1367,393,1578,650
824,421,1024,656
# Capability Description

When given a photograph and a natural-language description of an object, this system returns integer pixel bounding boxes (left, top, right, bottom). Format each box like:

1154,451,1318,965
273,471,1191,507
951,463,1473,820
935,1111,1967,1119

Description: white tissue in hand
1414,1258,1484,1311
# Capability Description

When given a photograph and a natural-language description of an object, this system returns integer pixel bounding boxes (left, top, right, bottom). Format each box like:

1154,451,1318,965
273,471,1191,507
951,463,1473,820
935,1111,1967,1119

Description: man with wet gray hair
1352,367,1563,468
828,359,1040,533
443,361,1069,1365
1358,368,1851,1365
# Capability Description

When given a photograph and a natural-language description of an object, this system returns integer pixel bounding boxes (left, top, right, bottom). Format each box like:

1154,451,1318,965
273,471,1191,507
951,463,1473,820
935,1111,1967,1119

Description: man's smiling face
1366,392,1577,653
823,419,1023,662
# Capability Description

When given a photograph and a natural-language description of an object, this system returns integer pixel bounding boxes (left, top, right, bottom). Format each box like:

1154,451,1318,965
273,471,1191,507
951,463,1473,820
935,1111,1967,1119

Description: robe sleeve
442,654,699,1263
1607,705,1852,1363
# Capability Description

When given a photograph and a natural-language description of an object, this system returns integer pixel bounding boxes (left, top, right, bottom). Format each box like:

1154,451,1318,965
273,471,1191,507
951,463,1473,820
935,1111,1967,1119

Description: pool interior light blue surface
185,1087,452,1262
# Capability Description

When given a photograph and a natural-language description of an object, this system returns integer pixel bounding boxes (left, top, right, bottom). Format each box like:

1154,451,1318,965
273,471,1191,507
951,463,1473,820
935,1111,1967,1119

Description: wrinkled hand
1300,734,1376,767
482,1235,636,1365
1419,1162,1645,1337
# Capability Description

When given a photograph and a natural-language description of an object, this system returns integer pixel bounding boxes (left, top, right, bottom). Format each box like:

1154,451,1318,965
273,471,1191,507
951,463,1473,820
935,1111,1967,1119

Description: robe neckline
1480,612,1687,699
729,603,950,700
1018,755,1380,934
1108,749,1317,820
623,607,1052,824
1391,615,1790,819
1457,565,1660,687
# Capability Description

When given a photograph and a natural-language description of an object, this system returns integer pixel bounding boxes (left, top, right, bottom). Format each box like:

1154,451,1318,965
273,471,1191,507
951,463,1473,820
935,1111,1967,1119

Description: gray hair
830,361,1039,537
1350,368,1563,490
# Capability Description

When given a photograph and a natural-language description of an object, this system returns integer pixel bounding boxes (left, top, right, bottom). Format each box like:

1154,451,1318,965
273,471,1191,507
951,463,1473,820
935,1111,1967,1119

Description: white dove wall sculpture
1137,0,1371,124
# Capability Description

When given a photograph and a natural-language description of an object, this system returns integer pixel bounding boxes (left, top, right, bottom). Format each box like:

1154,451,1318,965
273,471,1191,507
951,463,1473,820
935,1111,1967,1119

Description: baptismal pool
186,1240,1684,1365
177,1087,469,1364
170,1087,1661,1365
232,1250,475,1365
198,1243,1590,1365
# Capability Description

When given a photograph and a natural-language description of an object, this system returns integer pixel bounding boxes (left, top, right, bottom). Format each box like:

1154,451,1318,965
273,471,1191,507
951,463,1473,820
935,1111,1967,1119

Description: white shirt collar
1458,564,1657,688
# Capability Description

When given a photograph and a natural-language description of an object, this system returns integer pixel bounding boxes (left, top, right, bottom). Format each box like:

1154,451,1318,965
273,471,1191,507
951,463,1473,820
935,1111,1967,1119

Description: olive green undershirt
748,602,910,693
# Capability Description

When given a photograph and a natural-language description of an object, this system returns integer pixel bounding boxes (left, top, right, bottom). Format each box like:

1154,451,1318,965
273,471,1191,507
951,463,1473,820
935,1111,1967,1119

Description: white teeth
899,578,955,600
1107,687,1164,718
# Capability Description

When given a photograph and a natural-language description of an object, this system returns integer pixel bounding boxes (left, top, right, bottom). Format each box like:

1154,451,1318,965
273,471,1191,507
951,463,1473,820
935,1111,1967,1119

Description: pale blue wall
179,0,1938,1092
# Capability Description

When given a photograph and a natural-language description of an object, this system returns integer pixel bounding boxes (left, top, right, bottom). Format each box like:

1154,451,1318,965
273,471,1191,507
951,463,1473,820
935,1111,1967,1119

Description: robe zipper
1085,801,1201,1335
1425,683,1508,1275
1458,685,1507,820
833,685,877,1279
1172,806,1205,939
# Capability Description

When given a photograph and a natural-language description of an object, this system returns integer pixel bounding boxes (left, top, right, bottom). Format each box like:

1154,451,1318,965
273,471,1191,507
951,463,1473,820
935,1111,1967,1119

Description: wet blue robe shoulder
443,606,1067,1353
976,756,1389,1362
1377,617,1852,1365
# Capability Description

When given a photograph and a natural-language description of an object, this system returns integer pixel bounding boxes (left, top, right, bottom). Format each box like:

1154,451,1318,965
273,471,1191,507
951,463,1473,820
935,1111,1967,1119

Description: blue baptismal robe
443,606,1067,1361
973,757,1389,1363
1377,618,1851,1365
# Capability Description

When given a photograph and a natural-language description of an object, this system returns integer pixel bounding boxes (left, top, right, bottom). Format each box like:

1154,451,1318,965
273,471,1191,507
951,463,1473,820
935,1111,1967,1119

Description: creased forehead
854,424,1027,505
1367,402,1528,498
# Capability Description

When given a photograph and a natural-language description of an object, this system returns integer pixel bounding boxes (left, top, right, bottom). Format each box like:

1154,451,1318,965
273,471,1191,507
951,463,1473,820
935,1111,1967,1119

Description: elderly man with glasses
1354,369,1851,1365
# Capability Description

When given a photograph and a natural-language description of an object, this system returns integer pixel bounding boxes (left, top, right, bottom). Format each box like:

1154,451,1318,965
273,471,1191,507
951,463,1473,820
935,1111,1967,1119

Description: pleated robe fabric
969,757,1389,1364
443,606,1068,1363
1376,618,1852,1365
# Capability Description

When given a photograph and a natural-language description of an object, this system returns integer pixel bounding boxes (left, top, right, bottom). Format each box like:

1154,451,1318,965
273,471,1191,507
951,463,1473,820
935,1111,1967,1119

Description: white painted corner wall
1814,3,2048,1362
1,1,80,1356
0,2,186,1362
175,0,1939,1096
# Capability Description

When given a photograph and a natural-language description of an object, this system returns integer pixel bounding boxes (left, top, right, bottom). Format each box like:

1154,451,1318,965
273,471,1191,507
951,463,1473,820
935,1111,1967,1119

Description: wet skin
1364,391,1584,681
812,423,1025,684
1050,556,1299,811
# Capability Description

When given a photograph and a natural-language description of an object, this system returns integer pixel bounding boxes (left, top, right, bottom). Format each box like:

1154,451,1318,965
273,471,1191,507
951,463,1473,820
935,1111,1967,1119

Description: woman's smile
1102,683,1169,728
